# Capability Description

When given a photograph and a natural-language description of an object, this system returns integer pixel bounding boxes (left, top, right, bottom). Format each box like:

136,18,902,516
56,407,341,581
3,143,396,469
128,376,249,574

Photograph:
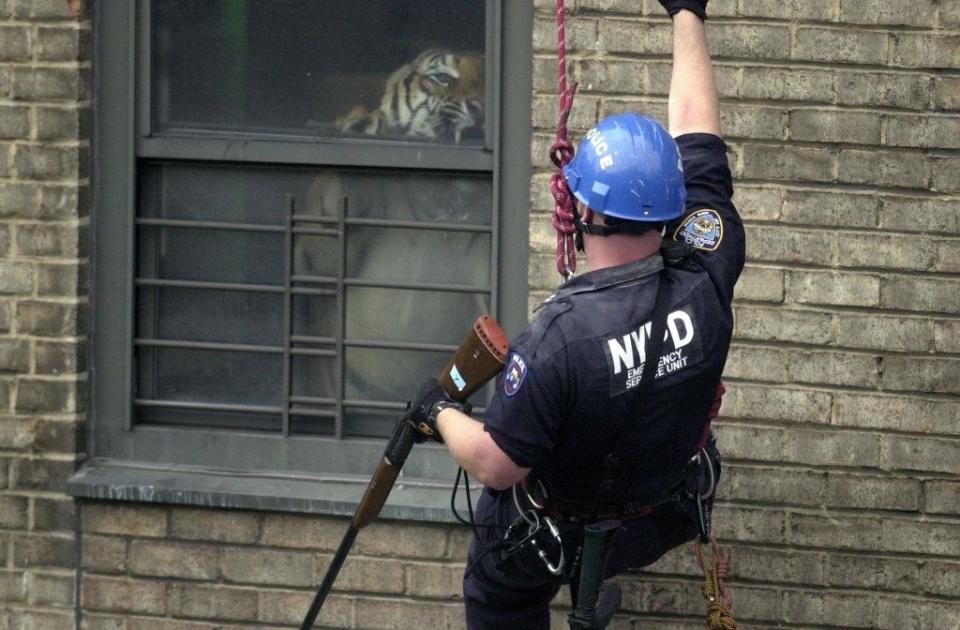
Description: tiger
336,49,484,144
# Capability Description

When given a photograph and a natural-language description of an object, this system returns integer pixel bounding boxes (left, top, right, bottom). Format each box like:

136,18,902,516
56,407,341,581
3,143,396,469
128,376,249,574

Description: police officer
407,1,744,627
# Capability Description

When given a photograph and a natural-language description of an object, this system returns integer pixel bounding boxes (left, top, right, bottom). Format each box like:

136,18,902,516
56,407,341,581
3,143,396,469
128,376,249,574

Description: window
82,0,531,506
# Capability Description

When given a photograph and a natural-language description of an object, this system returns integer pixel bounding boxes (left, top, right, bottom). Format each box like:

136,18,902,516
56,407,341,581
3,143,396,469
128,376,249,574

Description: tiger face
336,49,484,144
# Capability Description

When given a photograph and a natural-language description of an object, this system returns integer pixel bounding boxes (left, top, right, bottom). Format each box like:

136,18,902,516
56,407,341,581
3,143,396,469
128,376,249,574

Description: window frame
79,0,531,513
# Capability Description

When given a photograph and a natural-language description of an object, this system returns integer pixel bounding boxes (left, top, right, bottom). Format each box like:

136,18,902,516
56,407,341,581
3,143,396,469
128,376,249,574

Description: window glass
151,0,487,146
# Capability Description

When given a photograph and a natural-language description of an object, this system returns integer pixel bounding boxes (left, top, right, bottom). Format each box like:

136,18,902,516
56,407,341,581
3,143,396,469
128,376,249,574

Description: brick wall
3,0,958,628
0,0,88,628
528,0,960,628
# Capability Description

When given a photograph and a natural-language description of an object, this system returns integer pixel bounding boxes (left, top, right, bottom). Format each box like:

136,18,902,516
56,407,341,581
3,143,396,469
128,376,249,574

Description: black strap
583,266,672,522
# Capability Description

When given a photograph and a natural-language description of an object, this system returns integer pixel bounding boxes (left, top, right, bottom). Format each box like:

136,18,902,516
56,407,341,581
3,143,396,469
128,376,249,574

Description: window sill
68,458,481,524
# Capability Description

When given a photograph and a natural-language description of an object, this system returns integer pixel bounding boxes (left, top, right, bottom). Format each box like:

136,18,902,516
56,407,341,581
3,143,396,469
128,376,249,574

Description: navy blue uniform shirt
484,133,745,506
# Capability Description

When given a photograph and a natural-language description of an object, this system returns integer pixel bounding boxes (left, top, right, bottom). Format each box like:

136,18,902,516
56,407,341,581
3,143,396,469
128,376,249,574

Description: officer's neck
583,230,663,271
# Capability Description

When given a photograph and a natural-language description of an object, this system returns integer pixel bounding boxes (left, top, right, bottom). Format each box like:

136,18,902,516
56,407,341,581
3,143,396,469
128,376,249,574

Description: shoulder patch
503,352,528,397
674,209,724,251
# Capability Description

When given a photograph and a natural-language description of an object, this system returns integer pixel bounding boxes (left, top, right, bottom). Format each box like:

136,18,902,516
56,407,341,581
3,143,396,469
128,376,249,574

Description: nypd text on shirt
601,305,703,396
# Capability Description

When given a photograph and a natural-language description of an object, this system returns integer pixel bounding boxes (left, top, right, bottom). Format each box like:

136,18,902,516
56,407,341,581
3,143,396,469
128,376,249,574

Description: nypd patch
503,352,528,397
674,209,723,251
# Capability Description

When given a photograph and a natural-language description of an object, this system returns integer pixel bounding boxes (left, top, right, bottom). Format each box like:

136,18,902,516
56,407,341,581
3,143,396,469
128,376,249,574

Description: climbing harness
550,0,579,280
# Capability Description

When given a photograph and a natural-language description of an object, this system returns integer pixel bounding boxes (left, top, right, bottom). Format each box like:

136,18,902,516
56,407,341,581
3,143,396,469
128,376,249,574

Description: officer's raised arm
662,1,720,138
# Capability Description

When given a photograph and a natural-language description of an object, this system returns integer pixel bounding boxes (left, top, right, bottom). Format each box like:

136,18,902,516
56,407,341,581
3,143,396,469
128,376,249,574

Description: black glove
658,0,708,21
406,378,472,443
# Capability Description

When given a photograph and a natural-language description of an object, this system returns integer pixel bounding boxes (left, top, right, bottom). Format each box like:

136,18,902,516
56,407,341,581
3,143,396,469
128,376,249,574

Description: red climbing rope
550,0,579,280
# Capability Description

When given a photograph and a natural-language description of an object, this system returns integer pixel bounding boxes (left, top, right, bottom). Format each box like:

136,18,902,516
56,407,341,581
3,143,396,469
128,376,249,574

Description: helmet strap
573,211,663,246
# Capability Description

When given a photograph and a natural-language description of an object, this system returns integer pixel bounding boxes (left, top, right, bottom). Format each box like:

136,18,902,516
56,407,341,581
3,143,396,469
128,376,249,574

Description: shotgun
300,315,509,630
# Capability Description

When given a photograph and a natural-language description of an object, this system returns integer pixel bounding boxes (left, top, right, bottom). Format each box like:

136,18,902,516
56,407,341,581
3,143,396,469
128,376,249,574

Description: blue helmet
562,113,686,223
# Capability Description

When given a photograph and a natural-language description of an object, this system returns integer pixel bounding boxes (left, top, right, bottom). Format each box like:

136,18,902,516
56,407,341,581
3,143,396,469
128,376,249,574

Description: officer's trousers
462,489,701,630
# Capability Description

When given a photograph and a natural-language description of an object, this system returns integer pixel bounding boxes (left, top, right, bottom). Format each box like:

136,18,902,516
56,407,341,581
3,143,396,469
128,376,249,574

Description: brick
885,355,960,394
741,145,835,183
257,589,352,627
794,27,889,65
12,534,75,568
33,419,79,452
18,222,82,257
835,392,959,434
893,33,960,69
882,275,960,314
354,598,459,630
790,109,880,145
17,301,80,336
35,27,87,62
747,225,835,265
877,598,960,630
534,16,599,53
714,423,787,462
734,305,832,345
576,0,639,12
80,502,167,537
937,241,960,273
0,26,29,62
932,156,960,193
729,547,825,588
934,76,960,111
0,263,32,296
882,434,960,474
35,107,81,141
80,535,126,573
723,345,790,382
28,572,75,607
739,66,834,103
261,513,350,550
790,513,882,551
0,570,26,603
784,591,877,628
11,457,74,491
0,339,29,371
11,67,85,101
838,70,932,109
788,428,882,467
782,189,877,228
826,473,921,511
0,303,11,333
729,383,832,424
925,479,960,517
0,495,28,528
597,20,670,54
722,464,825,506
13,0,73,19
82,576,166,614
0,415,31,448
170,507,260,544
880,196,960,234
742,0,836,20
82,613,128,630
835,313,932,352
168,583,258,621
40,185,85,220
571,59,645,94
888,114,960,149
841,0,936,26
709,24,792,59
826,554,919,591
732,185,781,221
15,379,73,413
0,182,37,218
733,265,784,303
920,560,960,597
839,233,935,271
0,105,29,140
405,561,462,598
935,320,960,353
838,149,928,189
38,262,85,295
15,145,81,180
712,506,787,544
320,555,404,594
221,548,313,586
358,520,450,560
34,497,75,531
129,540,219,580
531,94,600,133
880,519,960,556
721,105,785,141
9,611,75,630
35,341,83,375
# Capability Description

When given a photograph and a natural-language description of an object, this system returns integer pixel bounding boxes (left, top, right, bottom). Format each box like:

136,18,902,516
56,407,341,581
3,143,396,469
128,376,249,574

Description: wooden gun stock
301,316,509,629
